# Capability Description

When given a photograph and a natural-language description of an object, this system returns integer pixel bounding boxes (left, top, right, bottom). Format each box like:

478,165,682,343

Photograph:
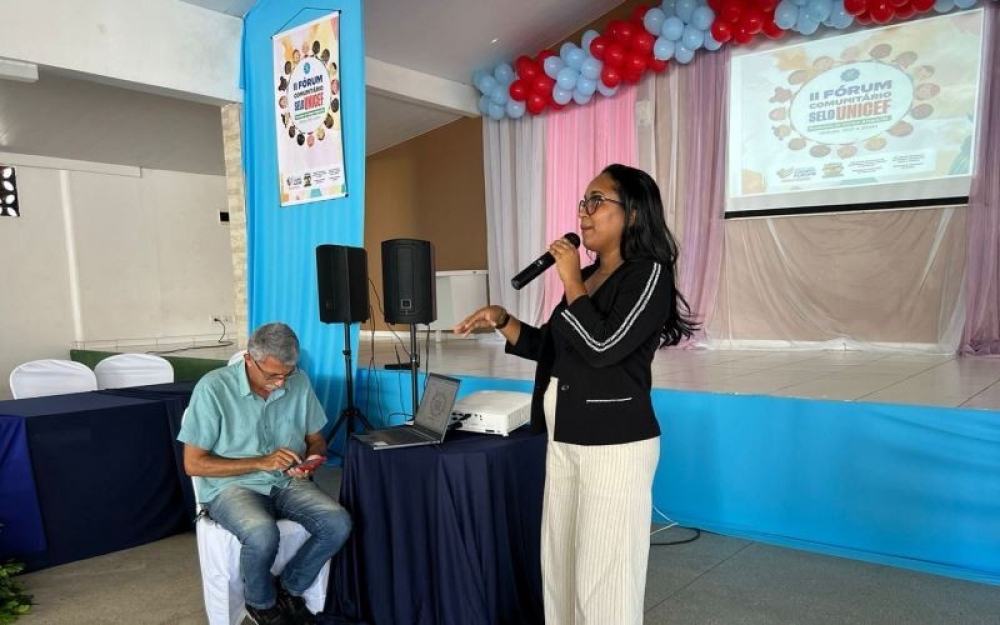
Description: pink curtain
677,50,729,345
542,85,639,318
961,2,1000,356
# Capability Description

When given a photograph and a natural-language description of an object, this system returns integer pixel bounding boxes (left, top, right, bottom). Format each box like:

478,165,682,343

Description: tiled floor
148,333,1000,410
357,334,1000,410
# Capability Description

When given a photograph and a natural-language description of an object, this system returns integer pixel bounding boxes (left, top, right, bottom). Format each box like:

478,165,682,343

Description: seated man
179,322,351,625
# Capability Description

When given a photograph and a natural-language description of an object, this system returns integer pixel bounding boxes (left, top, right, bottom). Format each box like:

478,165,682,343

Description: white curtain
483,115,548,326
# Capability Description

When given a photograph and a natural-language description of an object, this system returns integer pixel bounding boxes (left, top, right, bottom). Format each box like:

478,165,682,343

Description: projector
451,390,532,436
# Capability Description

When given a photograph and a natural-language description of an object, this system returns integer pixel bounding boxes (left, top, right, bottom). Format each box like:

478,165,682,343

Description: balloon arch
473,0,989,120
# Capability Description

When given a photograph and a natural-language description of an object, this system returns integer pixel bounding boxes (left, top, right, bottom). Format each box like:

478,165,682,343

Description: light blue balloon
792,0,809,6
494,63,514,85
774,0,799,29
573,91,593,106
479,75,498,96
661,16,685,41
954,0,976,8
506,99,526,119
473,70,489,90
556,67,580,91
654,36,676,60
552,86,573,105
675,0,697,22
934,0,955,11
682,25,705,51
675,44,695,64
660,0,677,17
691,6,715,30
580,56,602,81
581,30,600,52
644,7,667,34
704,31,723,51
488,102,505,121
566,48,587,71
490,84,508,105
796,13,820,34
576,76,598,96
597,81,619,97
478,94,491,115
544,55,566,79
560,42,577,62
806,0,832,23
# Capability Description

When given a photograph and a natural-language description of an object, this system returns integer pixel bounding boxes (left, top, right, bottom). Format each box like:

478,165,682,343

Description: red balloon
720,0,744,24
509,79,529,102
742,7,765,34
854,10,873,23
520,62,541,82
604,43,627,68
550,102,566,112
732,24,755,45
631,4,650,21
707,0,725,10
532,75,555,95
648,58,669,73
615,20,636,45
622,70,643,84
890,0,909,7
895,2,915,17
762,19,785,39
600,65,622,88
756,0,779,11
912,0,934,10
526,93,547,115
625,52,649,75
590,35,610,61
711,19,734,43
536,49,556,62
632,31,656,55
869,0,894,23
606,20,624,41
843,0,868,14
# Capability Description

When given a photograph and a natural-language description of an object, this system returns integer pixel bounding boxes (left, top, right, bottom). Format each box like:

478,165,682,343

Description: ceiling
182,0,623,154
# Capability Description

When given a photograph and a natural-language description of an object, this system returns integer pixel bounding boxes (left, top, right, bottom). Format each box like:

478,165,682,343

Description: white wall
0,0,242,104
0,155,232,399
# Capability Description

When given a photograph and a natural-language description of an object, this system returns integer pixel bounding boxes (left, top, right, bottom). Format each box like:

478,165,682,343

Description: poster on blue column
273,12,347,206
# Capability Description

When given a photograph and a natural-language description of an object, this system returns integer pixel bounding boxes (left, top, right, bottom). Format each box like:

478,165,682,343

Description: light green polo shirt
177,361,327,504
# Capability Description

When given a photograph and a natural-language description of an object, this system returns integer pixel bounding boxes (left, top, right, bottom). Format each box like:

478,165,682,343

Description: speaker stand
407,324,420,418
326,324,373,454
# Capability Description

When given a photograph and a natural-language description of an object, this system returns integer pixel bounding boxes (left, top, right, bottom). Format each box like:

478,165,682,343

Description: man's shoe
277,586,317,624
246,602,291,625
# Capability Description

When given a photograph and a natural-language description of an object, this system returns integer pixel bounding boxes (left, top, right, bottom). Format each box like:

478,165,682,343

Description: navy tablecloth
328,429,547,625
0,391,189,571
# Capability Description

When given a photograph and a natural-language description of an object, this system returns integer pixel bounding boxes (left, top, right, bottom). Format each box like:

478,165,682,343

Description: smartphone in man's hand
286,455,326,473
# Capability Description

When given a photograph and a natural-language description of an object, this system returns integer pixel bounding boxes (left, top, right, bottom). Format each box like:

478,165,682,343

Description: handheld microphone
510,232,581,290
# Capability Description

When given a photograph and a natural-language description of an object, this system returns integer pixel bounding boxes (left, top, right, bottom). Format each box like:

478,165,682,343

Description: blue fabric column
241,0,365,440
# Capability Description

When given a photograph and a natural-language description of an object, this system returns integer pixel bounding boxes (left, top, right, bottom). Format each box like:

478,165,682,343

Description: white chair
94,353,174,389
9,359,98,399
185,411,330,625
227,350,247,366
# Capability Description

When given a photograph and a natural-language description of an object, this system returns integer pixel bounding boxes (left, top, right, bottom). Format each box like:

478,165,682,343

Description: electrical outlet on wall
210,315,235,324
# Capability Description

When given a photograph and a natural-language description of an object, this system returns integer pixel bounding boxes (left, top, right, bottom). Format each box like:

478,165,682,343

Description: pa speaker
381,239,436,325
316,245,370,324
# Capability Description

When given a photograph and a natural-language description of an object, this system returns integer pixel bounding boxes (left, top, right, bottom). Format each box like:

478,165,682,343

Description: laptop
353,373,461,450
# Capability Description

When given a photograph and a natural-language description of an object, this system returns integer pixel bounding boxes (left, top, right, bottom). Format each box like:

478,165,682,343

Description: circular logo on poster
288,60,332,134
789,61,913,145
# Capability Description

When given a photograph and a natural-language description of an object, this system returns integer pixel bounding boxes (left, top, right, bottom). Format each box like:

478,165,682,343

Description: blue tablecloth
0,391,189,571
328,429,547,625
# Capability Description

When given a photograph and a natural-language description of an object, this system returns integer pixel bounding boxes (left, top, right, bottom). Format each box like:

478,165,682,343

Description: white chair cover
184,409,330,624
227,350,247,366
9,359,98,399
94,353,174,389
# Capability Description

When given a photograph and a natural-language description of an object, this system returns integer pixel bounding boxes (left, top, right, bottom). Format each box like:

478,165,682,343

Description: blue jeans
205,479,352,609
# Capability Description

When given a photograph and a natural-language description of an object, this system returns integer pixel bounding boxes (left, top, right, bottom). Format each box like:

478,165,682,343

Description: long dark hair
601,163,698,346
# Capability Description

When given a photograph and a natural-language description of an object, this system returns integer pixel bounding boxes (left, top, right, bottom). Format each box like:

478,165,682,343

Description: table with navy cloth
328,429,548,625
0,382,196,571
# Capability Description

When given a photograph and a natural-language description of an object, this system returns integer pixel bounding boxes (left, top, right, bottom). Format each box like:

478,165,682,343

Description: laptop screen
414,373,461,437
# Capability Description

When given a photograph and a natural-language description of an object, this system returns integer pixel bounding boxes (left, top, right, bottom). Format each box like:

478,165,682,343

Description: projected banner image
727,10,985,216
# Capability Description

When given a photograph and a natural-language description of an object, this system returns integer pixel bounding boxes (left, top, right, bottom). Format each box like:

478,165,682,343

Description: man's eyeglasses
578,195,624,216
250,355,298,382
